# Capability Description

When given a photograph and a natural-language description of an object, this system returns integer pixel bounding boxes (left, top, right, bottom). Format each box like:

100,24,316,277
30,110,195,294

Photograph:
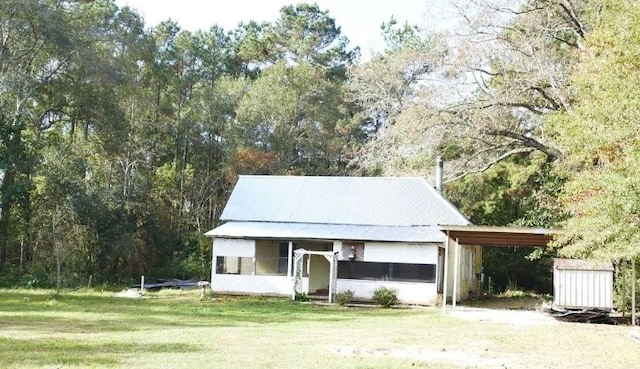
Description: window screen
338,261,436,283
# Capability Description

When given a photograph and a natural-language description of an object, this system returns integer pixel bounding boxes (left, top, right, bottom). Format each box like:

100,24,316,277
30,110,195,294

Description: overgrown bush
372,286,398,307
335,290,354,306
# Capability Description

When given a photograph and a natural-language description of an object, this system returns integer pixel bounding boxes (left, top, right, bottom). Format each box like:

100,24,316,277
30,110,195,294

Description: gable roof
219,175,470,227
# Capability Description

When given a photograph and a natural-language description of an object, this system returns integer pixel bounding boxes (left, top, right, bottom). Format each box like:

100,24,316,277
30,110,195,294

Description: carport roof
439,225,560,247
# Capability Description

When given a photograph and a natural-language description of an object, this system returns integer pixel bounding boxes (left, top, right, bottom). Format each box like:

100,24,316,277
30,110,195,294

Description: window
216,256,253,275
255,241,289,276
338,261,436,283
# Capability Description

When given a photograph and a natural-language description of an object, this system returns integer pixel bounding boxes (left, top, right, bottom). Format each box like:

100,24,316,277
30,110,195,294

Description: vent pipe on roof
435,156,443,194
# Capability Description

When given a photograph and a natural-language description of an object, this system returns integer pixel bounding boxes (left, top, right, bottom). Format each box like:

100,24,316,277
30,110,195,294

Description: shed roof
205,221,446,243
220,176,470,227
554,258,614,271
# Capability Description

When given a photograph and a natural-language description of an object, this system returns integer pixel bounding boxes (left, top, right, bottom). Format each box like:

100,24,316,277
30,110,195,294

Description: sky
113,0,459,58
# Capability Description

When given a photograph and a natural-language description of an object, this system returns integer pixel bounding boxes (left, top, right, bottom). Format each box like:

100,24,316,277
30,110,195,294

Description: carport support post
633,258,636,326
442,233,450,313
452,238,459,309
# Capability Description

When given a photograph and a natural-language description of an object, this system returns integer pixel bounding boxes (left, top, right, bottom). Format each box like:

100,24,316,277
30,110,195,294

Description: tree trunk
0,170,14,271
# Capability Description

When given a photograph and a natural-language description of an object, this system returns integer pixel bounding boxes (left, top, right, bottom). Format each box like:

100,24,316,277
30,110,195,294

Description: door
308,254,330,294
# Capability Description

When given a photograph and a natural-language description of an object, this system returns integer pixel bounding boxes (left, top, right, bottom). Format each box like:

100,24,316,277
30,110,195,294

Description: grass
0,288,637,368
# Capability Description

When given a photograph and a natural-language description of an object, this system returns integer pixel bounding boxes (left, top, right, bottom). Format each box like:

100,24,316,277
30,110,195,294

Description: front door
308,254,330,294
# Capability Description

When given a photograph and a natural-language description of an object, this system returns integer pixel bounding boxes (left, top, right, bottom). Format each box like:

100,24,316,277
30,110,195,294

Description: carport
439,225,558,312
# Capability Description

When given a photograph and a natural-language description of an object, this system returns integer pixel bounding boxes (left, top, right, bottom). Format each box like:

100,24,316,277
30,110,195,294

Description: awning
438,225,560,247
206,221,447,243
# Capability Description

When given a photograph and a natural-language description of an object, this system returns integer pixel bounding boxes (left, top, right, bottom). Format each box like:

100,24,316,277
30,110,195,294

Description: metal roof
220,175,470,227
205,221,447,243
554,258,614,271
439,225,560,247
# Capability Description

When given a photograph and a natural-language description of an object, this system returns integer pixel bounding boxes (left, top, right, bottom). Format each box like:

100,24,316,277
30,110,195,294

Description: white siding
363,242,438,263
211,274,292,295
213,238,255,257
554,269,613,310
338,279,438,305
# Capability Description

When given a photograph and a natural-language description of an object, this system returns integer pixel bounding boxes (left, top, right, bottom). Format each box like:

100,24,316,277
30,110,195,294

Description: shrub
335,290,354,306
372,286,398,308
295,292,309,302
501,287,537,298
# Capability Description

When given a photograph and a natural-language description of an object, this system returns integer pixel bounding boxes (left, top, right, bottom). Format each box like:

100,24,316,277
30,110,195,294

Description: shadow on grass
0,336,198,367
0,290,369,334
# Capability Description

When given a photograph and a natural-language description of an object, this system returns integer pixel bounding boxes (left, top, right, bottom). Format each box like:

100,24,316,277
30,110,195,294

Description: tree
348,17,442,132
0,0,81,271
236,3,356,77
551,0,640,262
31,143,91,288
347,18,447,174
234,62,354,175
351,0,590,180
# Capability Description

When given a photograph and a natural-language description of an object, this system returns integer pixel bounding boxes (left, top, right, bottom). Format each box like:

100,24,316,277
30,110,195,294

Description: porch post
323,252,339,303
328,253,335,303
332,253,338,300
292,251,304,300
442,232,450,313
453,238,460,309
287,241,293,278
210,238,216,282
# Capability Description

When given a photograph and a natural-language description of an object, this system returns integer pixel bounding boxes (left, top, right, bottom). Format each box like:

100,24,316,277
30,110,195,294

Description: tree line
0,0,366,287
0,0,638,300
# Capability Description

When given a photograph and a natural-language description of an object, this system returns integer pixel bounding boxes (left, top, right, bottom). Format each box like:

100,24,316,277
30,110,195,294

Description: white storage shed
553,258,614,311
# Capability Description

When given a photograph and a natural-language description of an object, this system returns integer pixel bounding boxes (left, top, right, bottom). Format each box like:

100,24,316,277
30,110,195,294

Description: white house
204,175,483,305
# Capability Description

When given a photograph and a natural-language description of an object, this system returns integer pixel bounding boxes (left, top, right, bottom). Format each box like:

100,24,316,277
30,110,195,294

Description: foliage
294,292,309,302
351,0,590,180
550,0,640,262
237,3,356,76
371,286,398,307
334,290,354,306
613,260,640,313
0,1,364,286
235,61,356,175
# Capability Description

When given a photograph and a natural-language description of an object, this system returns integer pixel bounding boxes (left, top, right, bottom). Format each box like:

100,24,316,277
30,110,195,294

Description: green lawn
0,289,637,369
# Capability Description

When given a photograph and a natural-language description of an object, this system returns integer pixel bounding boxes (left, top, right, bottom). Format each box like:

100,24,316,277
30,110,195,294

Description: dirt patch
448,306,558,326
331,346,515,368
